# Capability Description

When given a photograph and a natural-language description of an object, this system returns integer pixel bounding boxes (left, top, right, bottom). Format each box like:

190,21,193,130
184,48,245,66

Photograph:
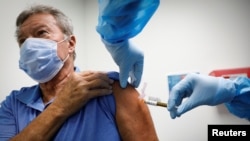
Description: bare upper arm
112,81,159,141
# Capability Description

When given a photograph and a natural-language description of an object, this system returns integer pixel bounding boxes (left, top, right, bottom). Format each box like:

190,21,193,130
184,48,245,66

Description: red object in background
209,67,250,79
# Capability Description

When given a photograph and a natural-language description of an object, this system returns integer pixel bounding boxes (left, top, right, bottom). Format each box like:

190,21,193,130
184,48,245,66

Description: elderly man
0,4,158,141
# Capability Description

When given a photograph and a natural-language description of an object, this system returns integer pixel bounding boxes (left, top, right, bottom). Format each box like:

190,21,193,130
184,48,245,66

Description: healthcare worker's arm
96,0,160,88
113,81,159,141
167,73,250,121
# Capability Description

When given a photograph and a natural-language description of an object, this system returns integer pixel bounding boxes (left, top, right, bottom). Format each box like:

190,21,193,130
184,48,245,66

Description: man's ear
68,35,76,53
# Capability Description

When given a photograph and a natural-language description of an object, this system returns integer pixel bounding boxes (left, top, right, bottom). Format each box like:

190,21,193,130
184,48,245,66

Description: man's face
18,13,70,61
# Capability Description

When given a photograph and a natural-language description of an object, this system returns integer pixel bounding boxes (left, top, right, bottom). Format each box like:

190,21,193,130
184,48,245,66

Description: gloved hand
102,39,143,88
167,73,237,119
96,0,159,88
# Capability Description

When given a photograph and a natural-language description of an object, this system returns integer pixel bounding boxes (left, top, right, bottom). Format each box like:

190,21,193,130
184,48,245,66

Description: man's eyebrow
31,24,50,31
18,24,49,38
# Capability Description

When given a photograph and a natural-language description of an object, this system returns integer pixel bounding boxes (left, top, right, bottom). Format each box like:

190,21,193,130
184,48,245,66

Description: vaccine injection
139,82,167,108
144,96,167,107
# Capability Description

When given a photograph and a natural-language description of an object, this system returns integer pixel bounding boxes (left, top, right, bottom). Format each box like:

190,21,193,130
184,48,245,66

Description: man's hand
10,71,114,141
53,71,114,116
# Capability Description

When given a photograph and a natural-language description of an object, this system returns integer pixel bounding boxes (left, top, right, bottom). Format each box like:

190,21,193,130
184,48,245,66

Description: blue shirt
0,71,121,141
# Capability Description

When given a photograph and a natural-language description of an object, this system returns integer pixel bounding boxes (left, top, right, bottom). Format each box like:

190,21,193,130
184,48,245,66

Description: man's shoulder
12,85,38,96
4,85,39,104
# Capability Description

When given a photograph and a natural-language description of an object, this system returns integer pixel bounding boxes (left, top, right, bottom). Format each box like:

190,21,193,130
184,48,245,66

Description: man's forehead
18,14,59,35
21,13,57,28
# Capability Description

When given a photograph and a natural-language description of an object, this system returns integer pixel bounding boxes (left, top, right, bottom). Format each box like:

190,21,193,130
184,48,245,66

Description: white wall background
0,0,249,140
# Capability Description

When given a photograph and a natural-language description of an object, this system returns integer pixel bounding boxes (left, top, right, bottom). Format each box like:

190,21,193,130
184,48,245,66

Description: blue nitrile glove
102,39,143,88
167,73,237,119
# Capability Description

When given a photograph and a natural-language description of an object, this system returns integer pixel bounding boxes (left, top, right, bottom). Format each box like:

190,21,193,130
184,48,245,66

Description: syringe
144,99,167,108
140,82,167,108
143,96,167,107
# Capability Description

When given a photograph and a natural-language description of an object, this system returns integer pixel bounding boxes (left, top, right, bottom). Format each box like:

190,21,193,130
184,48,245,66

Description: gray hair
15,4,76,59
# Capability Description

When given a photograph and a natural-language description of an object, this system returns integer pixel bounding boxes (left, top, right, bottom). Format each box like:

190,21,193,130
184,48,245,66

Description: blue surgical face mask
19,37,69,83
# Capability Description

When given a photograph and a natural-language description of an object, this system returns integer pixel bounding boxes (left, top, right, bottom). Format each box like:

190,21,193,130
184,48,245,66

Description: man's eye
37,30,49,36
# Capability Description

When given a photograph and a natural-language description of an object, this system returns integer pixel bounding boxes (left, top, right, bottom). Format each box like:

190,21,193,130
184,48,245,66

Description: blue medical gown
0,71,121,141
225,76,250,121
96,0,160,43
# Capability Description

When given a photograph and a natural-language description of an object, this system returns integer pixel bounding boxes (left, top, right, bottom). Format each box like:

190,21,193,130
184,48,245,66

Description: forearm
10,104,68,141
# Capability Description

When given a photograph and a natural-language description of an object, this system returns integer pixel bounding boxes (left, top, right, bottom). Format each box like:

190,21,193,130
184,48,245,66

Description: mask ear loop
57,35,71,62
62,54,70,63
57,35,69,44
63,34,75,53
